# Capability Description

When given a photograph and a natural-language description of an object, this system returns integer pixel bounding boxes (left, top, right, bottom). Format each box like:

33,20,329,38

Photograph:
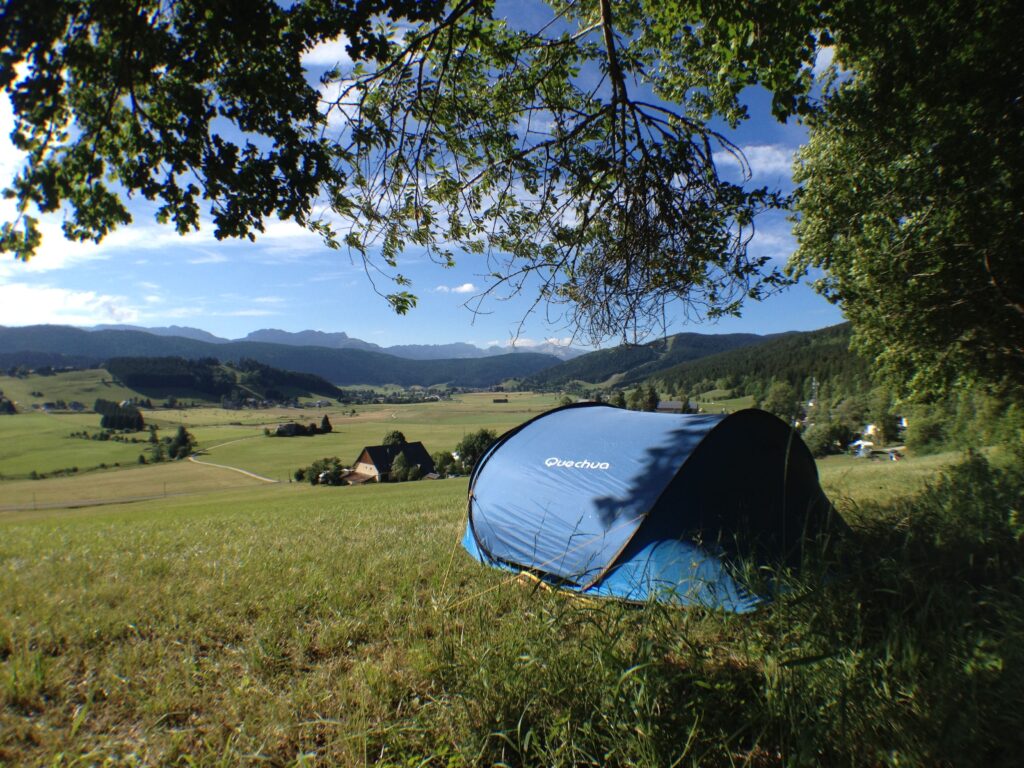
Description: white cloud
301,36,353,68
0,282,139,326
487,336,575,349
714,144,795,180
144,295,162,304
436,282,477,294
748,221,797,263
813,46,835,76
318,77,359,129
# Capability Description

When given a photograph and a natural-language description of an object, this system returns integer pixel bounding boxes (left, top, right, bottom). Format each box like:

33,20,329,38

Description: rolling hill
0,325,561,387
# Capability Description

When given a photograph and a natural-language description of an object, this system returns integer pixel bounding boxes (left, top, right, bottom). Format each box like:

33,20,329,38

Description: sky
0,8,844,352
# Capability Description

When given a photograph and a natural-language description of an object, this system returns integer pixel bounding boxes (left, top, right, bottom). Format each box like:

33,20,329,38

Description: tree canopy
789,0,1024,396
1,0,821,329
3,0,1021,396
382,429,407,447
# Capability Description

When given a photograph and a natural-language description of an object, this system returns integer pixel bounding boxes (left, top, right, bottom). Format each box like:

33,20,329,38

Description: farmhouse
349,441,436,483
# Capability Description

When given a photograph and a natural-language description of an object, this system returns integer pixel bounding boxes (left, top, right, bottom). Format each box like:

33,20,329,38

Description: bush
303,457,345,486
905,409,946,453
802,420,857,457
456,428,497,473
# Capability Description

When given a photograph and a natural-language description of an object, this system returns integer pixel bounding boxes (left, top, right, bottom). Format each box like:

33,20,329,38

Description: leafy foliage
334,0,827,339
790,0,1024,395
382,430,407,447
0,0,446,263
2,1,830,338
455,428,497,473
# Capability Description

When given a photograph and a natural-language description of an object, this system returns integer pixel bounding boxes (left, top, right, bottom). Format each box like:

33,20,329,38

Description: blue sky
0,10,843,351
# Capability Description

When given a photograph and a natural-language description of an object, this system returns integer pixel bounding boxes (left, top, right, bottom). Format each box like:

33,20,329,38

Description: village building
349,441,436,484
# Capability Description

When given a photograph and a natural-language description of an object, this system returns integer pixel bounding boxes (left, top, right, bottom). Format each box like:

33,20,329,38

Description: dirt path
187,455,277,483
187,435,278,483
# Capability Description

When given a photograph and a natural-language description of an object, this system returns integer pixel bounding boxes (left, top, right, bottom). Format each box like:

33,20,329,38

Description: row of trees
145,426,197,463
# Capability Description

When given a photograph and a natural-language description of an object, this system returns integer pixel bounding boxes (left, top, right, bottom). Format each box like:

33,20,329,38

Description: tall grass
2,456,1022,765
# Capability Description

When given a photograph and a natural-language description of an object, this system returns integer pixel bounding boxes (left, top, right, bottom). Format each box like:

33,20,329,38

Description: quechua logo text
544,457,611,470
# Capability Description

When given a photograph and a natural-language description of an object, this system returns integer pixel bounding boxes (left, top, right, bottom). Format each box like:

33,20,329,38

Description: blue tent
462,404,838,612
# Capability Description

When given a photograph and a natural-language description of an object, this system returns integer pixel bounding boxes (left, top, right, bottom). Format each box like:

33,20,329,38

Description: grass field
3,379,1021,765
0,370,145,409
694,393,756,414
0,387,562,483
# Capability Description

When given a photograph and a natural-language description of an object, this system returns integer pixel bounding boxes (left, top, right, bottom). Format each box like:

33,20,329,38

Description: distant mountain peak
242,328,371,350
89,324,229,343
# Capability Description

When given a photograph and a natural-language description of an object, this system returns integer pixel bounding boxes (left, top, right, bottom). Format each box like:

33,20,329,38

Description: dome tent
462,403,840,612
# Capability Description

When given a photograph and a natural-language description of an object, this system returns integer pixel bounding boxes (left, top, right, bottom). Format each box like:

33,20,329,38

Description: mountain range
90,324,583,361
0,323,855,392
0,326,561,388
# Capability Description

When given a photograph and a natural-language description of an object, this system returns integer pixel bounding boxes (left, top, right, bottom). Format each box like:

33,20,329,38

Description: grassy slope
0,369,143,408
4,457,1021,767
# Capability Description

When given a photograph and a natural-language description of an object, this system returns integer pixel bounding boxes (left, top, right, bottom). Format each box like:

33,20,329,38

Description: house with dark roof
349,441,436,483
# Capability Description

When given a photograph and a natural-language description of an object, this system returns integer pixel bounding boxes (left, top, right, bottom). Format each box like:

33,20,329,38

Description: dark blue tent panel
462,404,836,611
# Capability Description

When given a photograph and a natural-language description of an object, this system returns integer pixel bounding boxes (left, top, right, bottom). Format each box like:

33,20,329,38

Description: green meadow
2,374,1022,766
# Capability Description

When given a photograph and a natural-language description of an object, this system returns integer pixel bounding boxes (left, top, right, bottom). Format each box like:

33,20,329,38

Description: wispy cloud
187,252,229,265
748,218,797,263
714,144,796,179
435,282,477,294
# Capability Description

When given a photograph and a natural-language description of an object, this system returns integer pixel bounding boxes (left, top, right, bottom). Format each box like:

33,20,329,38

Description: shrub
455,429,497,472
905,409,946,453
802,420,857,457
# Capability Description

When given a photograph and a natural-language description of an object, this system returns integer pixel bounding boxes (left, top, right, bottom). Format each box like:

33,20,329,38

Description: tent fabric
462,403,836,612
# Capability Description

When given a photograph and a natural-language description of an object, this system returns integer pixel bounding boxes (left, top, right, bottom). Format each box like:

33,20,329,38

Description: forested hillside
656,324,869,400
104,357,345,401
528,331,773,388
